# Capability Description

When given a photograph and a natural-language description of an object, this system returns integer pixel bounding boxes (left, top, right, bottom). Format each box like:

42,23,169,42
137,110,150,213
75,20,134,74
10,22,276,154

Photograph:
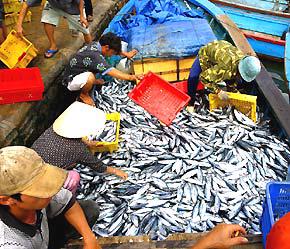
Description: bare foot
79,94,95,106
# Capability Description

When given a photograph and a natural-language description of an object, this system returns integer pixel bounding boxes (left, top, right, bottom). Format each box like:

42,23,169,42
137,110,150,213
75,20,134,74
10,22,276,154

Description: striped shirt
199,40,245,93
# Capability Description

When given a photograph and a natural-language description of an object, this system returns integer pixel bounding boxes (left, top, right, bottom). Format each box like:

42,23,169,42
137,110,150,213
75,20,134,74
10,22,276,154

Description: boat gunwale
210,0,290,18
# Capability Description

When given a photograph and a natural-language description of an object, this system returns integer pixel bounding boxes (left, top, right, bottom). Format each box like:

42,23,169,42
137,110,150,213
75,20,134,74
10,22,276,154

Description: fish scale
76,79,290,239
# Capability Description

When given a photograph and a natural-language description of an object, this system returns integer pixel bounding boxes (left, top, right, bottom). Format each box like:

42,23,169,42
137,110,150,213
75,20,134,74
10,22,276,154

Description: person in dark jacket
32,101,128,194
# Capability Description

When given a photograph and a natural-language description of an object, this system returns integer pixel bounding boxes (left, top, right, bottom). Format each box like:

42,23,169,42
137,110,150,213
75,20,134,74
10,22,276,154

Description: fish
74,79,289,240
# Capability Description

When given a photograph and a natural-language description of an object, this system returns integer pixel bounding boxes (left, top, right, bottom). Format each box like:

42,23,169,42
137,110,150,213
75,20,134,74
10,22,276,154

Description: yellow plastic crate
84,112,121,154
3,1,22,14
133,57,195,82
5,24,15,34
0,30,38,68
209,92,257,122
4,13,17,25
4,11,31,26
22,11,32,23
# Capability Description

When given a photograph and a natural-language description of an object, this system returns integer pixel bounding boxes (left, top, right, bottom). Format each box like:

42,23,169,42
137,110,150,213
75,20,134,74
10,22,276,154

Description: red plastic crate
172,80,204,93
0,67,44,105
128,72,190,126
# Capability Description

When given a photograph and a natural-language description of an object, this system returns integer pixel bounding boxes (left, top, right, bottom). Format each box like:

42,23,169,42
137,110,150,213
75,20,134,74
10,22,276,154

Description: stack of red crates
0,67,44,105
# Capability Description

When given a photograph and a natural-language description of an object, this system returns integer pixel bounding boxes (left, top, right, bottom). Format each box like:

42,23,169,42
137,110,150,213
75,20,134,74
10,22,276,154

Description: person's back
198,40,245,87
31,126,84,169
61,41,113,88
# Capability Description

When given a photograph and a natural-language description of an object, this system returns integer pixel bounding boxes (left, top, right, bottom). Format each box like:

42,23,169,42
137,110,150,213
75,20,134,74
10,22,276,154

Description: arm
16,2,29,35
106,166,128,180
79,0,88,28
107,68,142,81
80,139,128,179
190,224,248,249
120,49,138,59
64,202,101,249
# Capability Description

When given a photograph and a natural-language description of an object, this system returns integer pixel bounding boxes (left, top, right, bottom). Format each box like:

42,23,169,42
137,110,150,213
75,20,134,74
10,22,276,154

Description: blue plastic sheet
105,0,216,59
128,19,216,59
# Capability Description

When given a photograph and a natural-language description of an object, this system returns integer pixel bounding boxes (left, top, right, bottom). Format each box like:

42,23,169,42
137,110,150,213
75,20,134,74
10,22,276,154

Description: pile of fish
87,120,117,142
75,79,289,240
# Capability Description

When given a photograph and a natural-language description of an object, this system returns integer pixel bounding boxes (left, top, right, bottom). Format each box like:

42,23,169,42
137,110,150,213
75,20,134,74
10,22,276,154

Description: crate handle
18,52,26,61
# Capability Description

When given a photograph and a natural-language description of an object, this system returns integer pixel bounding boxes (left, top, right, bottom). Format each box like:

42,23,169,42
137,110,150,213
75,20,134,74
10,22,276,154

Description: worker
190,224,248,249
16,0,92,58
266,212,290,249
32,101,128,194
0,146,102,249
61,32,142,106
187,40,261,111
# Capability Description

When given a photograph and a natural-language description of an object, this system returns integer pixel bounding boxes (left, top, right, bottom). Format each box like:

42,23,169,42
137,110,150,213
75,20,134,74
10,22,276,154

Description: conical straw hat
53,101,106,138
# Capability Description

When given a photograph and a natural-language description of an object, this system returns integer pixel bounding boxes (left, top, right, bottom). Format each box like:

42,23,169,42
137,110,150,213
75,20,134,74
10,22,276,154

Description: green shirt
199,40,245,93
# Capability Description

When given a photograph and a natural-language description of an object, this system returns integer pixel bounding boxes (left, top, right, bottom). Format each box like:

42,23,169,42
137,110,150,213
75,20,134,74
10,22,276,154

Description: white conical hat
53,101,106,138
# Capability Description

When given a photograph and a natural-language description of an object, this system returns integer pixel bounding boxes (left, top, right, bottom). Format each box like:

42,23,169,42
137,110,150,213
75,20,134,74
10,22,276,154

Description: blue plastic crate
260,182,290,248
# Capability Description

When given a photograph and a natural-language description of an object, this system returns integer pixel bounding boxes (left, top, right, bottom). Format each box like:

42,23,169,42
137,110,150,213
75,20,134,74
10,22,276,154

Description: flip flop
44,49,59,58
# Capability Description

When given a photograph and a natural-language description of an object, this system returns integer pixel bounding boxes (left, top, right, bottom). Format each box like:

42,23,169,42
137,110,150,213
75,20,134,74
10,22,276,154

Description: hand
113,168,128,180
63,170,80,194
218,90,229,101
186,106,195,113
125,49,138,59
130,74,144,81
16,24,24,36
80,16,89,28
106,166,128,180
83,233,102,249
192,224,248,249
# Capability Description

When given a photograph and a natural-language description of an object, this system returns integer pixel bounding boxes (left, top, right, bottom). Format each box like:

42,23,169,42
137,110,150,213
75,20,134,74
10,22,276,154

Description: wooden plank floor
65,234,263,249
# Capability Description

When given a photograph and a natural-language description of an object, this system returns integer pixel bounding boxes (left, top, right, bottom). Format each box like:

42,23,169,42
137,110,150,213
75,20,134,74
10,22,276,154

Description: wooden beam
65,234,263,249
217,15,255,56
255,65,290,137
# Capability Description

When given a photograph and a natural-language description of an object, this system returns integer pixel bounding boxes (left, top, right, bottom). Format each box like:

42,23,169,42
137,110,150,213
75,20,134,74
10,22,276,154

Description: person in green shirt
187,40,261,108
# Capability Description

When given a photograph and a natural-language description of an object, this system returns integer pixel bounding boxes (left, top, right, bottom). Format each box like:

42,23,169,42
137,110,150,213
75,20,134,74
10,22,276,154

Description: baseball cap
53,101,106,139
266,212,290,249
238,56,261,82
0,146,68,198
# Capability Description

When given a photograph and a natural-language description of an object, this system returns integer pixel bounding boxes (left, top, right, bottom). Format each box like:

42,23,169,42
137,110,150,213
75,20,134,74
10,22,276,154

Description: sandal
44,49,59,58
87,15,93,22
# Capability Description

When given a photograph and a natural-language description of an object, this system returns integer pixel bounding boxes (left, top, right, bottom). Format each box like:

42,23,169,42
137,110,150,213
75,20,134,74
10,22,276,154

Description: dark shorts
48,200,99,249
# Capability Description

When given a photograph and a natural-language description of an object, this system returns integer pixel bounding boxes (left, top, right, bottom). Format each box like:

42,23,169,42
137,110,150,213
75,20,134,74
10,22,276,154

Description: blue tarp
129,19,216,59
105,0,216,59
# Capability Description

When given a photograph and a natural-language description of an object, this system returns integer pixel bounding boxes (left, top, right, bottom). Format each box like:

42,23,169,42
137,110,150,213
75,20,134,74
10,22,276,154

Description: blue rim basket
260,181,290,248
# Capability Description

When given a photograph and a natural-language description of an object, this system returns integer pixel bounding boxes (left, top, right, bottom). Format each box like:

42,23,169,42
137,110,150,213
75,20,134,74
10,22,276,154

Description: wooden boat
209,0,290,61
105,0,290,139
209,0,290,93
63,0,290,247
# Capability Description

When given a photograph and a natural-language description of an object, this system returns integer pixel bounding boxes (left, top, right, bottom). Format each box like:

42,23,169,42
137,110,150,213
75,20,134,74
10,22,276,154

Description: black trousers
48,200,99,249
84,0,93,17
